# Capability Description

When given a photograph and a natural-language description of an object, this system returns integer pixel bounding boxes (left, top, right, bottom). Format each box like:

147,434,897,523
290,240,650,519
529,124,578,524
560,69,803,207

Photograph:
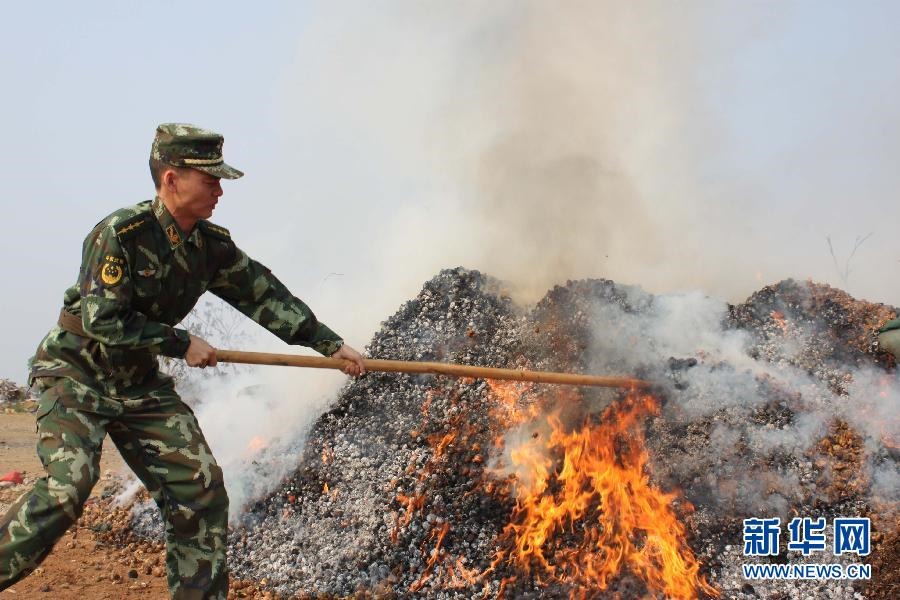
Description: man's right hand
185,335,217,369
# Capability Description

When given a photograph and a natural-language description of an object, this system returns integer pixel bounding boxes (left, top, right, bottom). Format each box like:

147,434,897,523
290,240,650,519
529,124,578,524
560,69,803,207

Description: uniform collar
151,197,203,249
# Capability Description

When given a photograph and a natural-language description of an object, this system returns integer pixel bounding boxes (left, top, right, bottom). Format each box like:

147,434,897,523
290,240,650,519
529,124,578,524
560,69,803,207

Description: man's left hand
331,344,366,376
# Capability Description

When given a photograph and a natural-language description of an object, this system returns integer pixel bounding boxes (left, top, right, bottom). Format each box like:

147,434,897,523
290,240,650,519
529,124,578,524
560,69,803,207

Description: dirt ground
0,412,170,598
0,412,127,484
0,412,275,600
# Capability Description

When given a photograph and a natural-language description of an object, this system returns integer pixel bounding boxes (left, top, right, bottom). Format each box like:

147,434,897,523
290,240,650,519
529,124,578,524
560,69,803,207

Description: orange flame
391,391,459,542
245,435,268,454
770,310,788,333
393,378,717,597
408,521,481,593
489,386,718,599
410,522,451,592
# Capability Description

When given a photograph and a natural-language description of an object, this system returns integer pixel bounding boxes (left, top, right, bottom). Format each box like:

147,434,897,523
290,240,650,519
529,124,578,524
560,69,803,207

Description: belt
58,309,88,337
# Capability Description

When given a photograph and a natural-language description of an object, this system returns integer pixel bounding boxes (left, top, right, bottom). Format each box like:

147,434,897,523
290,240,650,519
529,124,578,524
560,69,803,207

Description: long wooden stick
216,349,649,389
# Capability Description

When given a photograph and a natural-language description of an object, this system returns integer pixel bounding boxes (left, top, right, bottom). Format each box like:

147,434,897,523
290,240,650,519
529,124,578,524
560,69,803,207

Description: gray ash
229,268,526,597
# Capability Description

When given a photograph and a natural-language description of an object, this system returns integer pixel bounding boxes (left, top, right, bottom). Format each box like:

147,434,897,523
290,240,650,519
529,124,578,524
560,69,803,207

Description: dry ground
0,412,275,599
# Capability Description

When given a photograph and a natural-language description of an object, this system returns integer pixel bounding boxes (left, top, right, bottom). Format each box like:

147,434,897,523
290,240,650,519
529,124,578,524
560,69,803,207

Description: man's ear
162,168,179,192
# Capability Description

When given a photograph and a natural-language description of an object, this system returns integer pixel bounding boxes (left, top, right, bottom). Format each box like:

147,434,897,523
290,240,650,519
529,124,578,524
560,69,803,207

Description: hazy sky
4,1,900,383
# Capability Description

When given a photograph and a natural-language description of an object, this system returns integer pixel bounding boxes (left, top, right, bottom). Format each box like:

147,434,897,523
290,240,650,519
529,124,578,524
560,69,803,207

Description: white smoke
193,367,345,514
115,295,349,521
579,285,899,517
116,2,900,519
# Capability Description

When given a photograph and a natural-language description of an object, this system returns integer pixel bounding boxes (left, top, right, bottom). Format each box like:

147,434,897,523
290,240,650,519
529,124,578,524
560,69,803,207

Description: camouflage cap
151,123,244,180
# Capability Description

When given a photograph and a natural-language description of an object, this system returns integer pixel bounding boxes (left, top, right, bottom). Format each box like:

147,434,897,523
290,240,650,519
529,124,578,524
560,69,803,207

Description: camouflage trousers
0,376,228,599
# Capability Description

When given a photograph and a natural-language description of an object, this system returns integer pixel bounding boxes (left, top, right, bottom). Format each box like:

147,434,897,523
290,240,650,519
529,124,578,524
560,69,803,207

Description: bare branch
825,233,873,288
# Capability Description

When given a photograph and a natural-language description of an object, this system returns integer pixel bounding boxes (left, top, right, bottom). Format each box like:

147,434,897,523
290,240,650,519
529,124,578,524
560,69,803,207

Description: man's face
170,168,223,221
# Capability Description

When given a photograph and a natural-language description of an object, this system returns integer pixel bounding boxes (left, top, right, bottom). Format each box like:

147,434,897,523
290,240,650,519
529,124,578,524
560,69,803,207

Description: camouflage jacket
29,197,343,395
878,317,900,334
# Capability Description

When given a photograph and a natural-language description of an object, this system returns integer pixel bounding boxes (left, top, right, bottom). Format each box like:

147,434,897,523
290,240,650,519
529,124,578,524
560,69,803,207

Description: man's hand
331,344,366,376
186,335,217,369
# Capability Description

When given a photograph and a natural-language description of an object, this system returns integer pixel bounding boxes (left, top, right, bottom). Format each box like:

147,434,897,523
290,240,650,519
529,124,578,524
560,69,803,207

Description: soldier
877,317,900,359
0,123,366,599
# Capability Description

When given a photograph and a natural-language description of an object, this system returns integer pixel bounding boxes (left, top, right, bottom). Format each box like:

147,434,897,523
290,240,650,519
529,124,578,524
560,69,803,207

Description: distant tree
826,233,873,289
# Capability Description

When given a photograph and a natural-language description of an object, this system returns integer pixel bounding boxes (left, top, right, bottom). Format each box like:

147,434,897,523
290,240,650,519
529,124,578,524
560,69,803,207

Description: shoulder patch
100,256,125,286
199,220,232,242
114,214,152,241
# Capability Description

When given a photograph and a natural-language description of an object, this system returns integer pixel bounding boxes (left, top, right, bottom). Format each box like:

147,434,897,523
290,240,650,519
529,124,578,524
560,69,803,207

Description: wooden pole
215,349,649,390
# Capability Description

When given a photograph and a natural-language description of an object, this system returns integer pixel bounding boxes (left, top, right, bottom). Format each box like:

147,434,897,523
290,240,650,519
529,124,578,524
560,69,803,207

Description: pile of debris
0,378,35,413
136,268,898,598
229,269,524,597
0,379,29,404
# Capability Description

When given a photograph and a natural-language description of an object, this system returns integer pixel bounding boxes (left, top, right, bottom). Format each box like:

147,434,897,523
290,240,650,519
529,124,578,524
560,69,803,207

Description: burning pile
212,269,897,598
485,386,717,599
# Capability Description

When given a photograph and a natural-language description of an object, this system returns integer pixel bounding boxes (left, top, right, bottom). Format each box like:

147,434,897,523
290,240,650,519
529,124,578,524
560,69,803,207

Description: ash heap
218,268,897,598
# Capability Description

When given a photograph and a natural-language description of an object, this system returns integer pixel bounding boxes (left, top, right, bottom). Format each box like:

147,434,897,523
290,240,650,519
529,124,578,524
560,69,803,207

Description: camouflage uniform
0,124,343,599
878,317,900,358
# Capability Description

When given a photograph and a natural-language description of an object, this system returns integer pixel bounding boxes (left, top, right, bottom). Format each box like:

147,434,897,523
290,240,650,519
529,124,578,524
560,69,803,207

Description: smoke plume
127,2,900,517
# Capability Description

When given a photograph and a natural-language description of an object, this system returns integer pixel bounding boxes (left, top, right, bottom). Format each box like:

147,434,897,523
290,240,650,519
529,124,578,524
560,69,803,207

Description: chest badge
137,268,157,277
101,262,123,286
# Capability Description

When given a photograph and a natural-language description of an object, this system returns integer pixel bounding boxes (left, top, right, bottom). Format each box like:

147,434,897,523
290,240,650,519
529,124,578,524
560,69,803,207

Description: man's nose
213,183,223,197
